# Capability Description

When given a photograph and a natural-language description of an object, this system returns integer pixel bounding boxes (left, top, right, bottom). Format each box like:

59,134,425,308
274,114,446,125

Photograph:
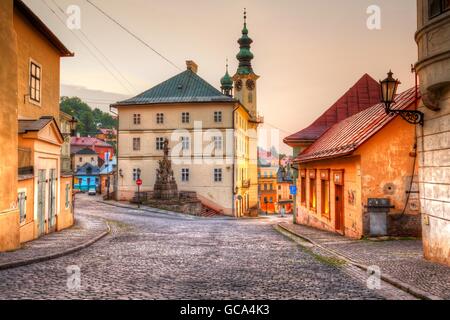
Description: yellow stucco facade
0,0,74,252
117,101,258,216
0,0,20,252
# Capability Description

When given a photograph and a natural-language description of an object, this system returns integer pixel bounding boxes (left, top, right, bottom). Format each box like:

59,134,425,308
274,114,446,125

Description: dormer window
429,0,449,19
29,61,41,104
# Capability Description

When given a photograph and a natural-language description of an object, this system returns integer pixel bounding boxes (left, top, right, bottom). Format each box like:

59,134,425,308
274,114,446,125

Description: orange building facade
0,0,74,252
295,88,422,239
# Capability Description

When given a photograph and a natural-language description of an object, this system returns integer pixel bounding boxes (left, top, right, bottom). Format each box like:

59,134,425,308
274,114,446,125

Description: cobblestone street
0,195,415,300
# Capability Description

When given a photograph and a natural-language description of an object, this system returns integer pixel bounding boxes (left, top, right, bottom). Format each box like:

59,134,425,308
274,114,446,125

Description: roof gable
76,163,100,175
19,116,64,145
71,137,113,148
76,148,98,155
114,70,235,106
295,87,418,163
284,74,381,144
14,0,73,57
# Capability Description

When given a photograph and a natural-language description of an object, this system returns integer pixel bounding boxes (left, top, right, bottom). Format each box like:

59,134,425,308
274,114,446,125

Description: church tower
220,60,233,97
233,9,259,119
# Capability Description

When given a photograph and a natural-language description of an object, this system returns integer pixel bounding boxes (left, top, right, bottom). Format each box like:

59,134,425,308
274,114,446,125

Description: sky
24,0,418,153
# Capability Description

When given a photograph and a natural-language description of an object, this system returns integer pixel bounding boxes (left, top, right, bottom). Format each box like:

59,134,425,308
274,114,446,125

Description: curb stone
276,223,443,301
0,221,111,271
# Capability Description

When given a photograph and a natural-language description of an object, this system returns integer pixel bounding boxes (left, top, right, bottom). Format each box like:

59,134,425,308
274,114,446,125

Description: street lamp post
380,71,424,126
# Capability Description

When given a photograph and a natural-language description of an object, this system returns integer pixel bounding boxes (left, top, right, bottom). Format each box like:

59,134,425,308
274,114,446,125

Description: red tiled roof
284,74,381,144
71,137,113,148
295,87,418,163
98,128,117,135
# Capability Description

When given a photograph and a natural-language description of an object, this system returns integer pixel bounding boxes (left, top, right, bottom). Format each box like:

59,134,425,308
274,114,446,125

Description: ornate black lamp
69,116,78,136
380,71,424,126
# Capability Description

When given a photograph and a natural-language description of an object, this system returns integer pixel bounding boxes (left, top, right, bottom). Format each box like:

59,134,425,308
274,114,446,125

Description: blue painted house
74,163,101,192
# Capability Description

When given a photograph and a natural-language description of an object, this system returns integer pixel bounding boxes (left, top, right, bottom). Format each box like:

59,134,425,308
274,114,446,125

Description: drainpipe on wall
232,105,239,217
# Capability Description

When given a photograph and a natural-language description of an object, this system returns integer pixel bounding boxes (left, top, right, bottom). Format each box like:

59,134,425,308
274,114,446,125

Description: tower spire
220,58,233,97
236,8,254,75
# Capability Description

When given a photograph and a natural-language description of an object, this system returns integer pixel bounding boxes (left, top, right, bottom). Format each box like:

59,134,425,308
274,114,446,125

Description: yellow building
0,0,74,252
113,14,262,217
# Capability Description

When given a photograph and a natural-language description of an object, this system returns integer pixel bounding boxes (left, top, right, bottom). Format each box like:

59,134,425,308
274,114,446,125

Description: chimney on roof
186,60,198,74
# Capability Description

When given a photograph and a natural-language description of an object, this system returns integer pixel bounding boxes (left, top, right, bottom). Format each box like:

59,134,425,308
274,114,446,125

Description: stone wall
418,87,450,265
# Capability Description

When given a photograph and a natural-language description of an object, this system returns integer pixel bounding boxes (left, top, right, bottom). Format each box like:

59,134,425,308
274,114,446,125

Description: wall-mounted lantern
380,71,424,126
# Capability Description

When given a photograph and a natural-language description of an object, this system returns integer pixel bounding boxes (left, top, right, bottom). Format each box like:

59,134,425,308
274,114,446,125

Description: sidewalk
279,222,450,300
0,214,110,270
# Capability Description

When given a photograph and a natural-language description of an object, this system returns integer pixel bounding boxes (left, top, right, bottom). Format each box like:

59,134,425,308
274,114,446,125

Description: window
133,137,141,151
321,179,330,217
429,0,449,18
214,169,223,182
248,92,253,103
133,168,141,181
156,137,165,151
157,113,164,124
133,114,141,125
214,111,223,123
213,136,223,150
29,61,41,103
269,197,273,203
18,191,27,224
91,157,95,162
309,172,317,212
301,173,307,206
181,137,190,150
79,157,82,163
278,185,282,190
182,112,190,124
182,168,190,182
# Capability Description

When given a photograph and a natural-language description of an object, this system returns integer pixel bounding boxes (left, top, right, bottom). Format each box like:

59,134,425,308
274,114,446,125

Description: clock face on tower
235,80,243,92
246,79,255,91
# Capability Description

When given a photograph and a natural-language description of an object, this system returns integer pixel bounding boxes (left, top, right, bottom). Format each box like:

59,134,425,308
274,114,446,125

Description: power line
85,0,182,71
50,0,137,93
41,0,133,94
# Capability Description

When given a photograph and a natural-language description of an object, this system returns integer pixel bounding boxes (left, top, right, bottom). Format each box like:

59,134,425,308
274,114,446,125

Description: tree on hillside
60,96,117,136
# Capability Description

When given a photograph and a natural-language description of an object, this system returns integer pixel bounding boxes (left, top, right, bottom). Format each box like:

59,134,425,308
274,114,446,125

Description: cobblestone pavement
0,195,415,300
0,214,108,268
279,222,450,299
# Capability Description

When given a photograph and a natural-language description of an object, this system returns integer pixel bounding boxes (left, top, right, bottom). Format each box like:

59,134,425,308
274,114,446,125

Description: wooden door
37,170,46,237
48,169,57,233
335,185,344,234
